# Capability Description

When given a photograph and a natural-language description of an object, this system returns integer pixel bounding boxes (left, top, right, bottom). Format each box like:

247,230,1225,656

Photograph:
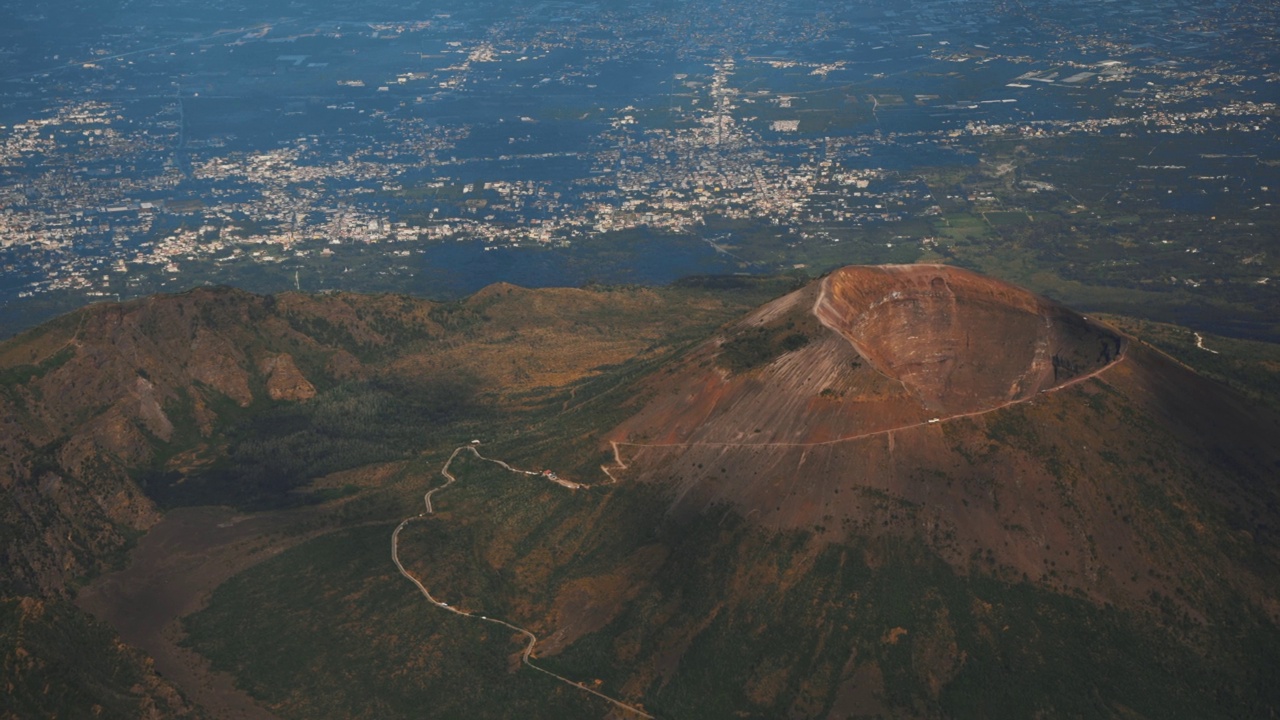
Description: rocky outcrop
260,353,316,402
1,288,336,596
187,326,254,408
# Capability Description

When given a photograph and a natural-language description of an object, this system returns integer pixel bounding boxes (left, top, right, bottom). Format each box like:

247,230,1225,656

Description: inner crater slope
816,264,1125,414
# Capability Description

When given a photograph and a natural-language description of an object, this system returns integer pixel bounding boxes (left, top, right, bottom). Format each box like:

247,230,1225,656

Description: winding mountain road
392,445,653,719
394,276,1128,718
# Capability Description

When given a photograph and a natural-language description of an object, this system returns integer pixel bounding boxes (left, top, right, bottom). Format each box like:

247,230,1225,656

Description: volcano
5,270,1280,719
606,265,1280,615
610,264,1125,447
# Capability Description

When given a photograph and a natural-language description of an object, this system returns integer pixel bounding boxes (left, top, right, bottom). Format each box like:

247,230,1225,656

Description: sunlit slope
4,270,1278,719
606,266,1280,618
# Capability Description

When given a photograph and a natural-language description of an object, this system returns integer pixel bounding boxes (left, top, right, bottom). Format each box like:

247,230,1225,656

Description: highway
392,444,653,719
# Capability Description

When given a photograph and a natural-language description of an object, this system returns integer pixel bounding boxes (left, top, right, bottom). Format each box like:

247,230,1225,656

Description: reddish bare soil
605,265,1280,617
608,265,1123,447
816,264,1123,413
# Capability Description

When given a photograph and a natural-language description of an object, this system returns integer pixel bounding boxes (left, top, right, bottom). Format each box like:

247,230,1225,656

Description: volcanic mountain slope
610,265,1122,448
0,286,384,598
192,266,1280,719
606,265,1280,619
0,277,800,720
4,270,1279,720
0,279,782,599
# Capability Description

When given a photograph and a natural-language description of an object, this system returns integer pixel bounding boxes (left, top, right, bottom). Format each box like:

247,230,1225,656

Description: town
1,0,1275,336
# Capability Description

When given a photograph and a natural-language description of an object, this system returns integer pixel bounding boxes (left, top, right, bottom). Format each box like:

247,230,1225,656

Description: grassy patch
183,524,609,719
0,346,75,388
716,303,825,375
144,373,491,510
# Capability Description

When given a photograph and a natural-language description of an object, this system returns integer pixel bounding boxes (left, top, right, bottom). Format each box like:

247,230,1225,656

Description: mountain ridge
2,269,1279,719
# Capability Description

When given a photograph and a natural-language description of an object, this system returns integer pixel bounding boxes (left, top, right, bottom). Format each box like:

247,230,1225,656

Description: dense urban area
1,0,1277,335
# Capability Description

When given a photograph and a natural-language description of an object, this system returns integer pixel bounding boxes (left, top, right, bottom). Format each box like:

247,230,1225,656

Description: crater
815,264,1124,414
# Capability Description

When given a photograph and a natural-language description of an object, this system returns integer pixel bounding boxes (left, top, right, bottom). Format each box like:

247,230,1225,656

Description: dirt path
1194,331,1220,354
393,445,654,719
609,348,1126,457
